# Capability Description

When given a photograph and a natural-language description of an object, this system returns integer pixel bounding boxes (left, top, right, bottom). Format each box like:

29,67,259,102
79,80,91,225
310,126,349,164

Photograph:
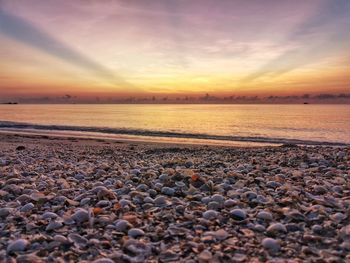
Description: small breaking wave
0,120,348,146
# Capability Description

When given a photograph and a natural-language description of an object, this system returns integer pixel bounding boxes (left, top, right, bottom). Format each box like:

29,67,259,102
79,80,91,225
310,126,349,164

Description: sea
0,104,349,146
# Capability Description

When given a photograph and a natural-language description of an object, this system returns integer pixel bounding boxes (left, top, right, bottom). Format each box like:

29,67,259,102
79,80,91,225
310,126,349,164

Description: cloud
243,0,350,82
0,8,134,88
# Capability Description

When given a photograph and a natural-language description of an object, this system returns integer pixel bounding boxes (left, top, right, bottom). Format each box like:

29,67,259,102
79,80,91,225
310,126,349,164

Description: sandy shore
0,133,349,262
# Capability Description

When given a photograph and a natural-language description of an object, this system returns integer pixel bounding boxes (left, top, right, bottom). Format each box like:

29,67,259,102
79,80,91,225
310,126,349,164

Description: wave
0,120,348,146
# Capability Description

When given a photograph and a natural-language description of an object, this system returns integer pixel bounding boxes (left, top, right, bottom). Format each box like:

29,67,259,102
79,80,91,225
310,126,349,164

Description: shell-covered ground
0,134,349,262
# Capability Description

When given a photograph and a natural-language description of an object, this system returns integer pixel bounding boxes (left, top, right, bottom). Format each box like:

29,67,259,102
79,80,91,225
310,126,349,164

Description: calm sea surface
0,104,349,145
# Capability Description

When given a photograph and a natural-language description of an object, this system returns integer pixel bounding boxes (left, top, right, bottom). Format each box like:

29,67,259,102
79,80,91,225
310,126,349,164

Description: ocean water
0,104,349,145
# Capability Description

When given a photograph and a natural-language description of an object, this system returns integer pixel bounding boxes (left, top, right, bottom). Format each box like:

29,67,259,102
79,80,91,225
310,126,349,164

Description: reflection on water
0,104,349,143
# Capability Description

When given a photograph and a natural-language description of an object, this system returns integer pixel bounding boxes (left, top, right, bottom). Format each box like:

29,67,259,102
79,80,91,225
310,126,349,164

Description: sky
0,0,350,102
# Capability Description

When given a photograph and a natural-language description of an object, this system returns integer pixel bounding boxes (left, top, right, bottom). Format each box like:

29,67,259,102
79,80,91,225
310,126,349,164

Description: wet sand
0,133,349,262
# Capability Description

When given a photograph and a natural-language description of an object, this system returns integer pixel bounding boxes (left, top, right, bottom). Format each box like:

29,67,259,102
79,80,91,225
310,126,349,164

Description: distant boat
2,102,18,104
303,102,309,104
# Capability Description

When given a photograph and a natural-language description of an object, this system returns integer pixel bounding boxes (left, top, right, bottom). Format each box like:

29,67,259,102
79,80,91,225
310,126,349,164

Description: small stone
266,181,281,189
211,194,224,204
154,196,169,206
161,187,175,196
130,169,141,175
159,174,169,182
267,223,287,236
207,201,220,210
46,221,63,231
203,210,218,220
254,224,266,232
128,228,145,238
42,212,58,220
7,239,29,253
243,191,257,200
198,250,212,262
313,185,327,195
115,219,131,232
144,197,154,203
214,229,229,240
331,212,346,222
71,209,89,223
92,258,114,263
96,200,111,207
80,197,91,205
16,145,26,151
312,224,323,234
224,199,236,207
230,209,246,221
0,208,11,218
75,173,85,180
185,160,193,168
136,184,149,191
20,202,34,212
68,233,88,248
262,238,280,252
257,211,273,221
53,235,69,244
201,197,211,204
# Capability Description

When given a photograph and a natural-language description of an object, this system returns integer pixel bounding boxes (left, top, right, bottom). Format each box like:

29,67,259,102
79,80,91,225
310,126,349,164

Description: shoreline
1,120,349,147
0,134,349,262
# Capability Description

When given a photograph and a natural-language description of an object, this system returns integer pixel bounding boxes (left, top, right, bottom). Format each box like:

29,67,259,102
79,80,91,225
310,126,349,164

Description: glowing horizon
0,0,350,101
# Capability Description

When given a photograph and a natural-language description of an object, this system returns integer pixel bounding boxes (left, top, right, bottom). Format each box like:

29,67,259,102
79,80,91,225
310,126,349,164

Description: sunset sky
0,0,350,101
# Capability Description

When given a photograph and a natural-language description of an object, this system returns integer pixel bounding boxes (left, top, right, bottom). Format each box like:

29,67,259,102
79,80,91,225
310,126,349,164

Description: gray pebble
20,202,34,212
92,258,114,263
7,239,29,253
267,223,287,236
257,211,273,221
128,228,145,238
211,194,225,204
203,210,218,220
230,209,246,221
71,209,89,223
207,201,221,210
161,187,175,196
46,221,63,231
262,238,280,252
42,211,58,220
115,219,131,232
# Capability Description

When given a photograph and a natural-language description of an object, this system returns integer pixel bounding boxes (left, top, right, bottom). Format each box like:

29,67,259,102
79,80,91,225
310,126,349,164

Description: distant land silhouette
1,93,349,104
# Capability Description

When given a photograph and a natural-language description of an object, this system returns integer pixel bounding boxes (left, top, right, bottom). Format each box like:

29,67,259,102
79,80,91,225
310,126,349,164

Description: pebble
262,238,280,252
267,223,287,236
211,194,225,204
203,210,218,220
161,186,175,196
198,250,213,262
68,233,88,248
115,219,131,232
71,209,89,223
207,201,220,210
128,228,145,238
46,221,63,231
7,239,29,253
230,209,246,221
42,211,58,220
0,208,11,217
159,174,169,182
224,199,236,207
92,258,114,263
20,202,35,212
154,196,168,206
257,211,273,221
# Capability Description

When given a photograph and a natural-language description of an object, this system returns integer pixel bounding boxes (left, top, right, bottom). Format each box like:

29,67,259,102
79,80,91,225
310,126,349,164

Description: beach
0,133,349,262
